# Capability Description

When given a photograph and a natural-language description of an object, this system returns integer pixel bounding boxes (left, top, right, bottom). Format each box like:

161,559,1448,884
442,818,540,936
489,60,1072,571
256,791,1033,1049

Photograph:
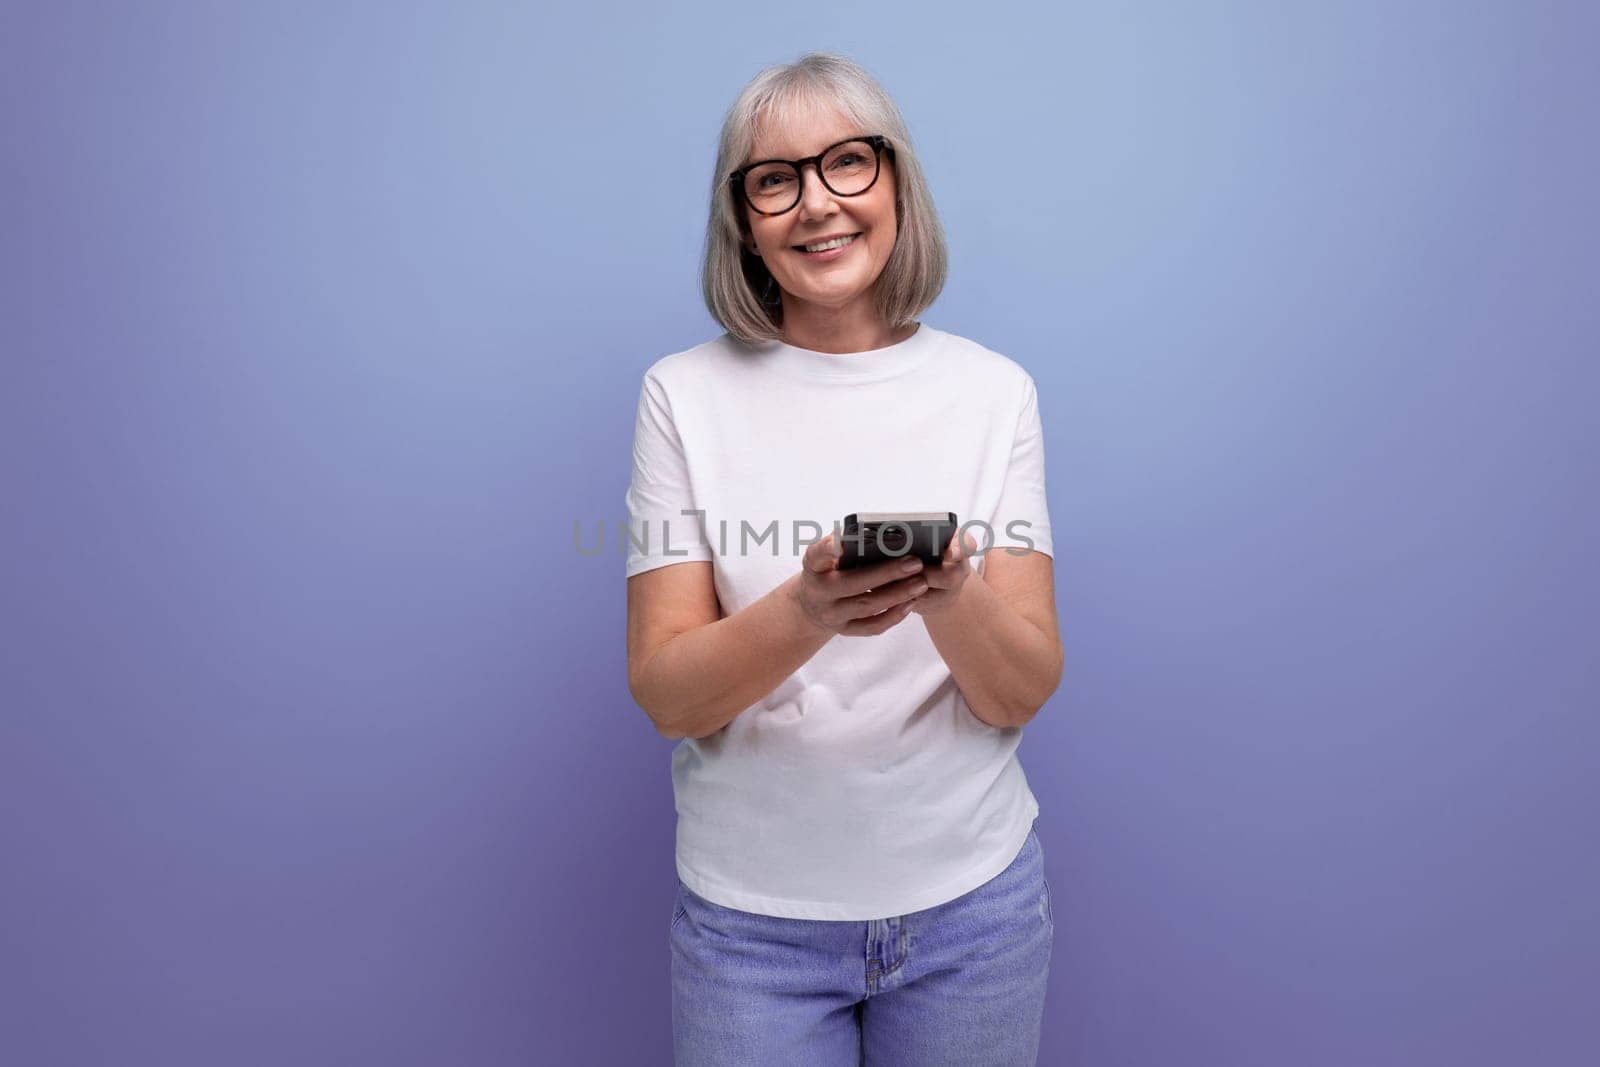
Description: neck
777,295,916,354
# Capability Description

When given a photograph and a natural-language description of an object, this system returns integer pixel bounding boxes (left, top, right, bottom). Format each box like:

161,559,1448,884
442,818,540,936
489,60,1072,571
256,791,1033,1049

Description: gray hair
701,52,949,347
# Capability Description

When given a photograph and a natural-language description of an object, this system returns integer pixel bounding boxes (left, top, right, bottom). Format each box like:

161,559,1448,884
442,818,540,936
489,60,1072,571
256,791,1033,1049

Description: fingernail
901,558,922,572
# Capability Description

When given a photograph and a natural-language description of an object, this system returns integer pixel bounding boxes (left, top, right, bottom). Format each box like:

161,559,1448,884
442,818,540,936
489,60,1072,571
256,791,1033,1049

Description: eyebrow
747,135,866,164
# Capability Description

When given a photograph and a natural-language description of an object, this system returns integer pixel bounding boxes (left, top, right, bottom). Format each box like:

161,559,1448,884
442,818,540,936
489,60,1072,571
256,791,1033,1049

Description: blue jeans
670,820,1055,1065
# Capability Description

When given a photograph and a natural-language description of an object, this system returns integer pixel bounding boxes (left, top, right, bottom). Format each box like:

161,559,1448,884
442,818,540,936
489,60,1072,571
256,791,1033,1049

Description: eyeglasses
729,135,894,217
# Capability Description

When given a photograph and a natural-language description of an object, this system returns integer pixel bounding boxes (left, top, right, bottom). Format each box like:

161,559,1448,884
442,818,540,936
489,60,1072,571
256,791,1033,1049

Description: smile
790,231,864,259
794,233,862,257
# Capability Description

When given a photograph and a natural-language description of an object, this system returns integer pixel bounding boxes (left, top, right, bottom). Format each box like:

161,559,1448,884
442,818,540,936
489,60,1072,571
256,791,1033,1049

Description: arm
627,540,935,741
915,536,1063,730
624,372,835,740
628,563,831,741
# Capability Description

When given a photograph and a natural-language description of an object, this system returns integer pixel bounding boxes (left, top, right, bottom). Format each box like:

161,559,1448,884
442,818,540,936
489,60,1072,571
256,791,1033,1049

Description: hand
789,532,931,637
908,529,978,617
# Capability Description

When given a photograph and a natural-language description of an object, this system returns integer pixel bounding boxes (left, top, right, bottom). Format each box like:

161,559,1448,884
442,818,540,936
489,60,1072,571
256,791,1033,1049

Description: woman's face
741,107,898,319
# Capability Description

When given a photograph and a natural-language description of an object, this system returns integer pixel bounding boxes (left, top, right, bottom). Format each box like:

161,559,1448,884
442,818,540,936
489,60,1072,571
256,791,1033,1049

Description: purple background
3,3,1596,1064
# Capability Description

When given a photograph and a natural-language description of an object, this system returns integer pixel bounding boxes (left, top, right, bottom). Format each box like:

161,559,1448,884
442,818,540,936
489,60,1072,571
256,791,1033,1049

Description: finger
836,573,929,620
830,554,926,597
804,531,844,574
942,530,978,569
839,600,914,637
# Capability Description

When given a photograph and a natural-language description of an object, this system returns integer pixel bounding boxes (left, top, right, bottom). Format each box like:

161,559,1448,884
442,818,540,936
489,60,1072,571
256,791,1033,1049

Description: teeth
802,234,858,252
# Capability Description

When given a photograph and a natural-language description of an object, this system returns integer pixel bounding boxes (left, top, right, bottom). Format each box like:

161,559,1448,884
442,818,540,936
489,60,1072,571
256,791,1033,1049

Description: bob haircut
702,52,949,347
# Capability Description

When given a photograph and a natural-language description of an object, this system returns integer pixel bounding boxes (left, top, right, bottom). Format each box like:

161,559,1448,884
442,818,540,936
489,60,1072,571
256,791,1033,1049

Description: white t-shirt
624,321,1054,920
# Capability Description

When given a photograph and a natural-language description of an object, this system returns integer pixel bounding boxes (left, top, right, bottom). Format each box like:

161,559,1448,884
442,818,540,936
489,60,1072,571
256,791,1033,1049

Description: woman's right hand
788,532,930,637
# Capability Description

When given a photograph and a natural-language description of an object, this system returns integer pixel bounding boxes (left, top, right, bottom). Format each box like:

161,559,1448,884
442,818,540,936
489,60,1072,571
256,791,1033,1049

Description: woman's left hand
908,529,979,616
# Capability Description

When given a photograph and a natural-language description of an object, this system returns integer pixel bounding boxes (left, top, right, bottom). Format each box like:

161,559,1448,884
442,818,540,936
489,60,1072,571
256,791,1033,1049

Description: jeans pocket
671,885,688,931
1041,871,1056,932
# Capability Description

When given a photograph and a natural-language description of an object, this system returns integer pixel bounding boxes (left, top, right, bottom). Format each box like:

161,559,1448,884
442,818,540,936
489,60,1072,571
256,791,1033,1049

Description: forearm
633,573,831,741
921,565,1061,729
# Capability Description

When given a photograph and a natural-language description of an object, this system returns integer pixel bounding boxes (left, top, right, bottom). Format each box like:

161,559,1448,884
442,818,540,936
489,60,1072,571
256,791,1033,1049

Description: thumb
805,530,843,573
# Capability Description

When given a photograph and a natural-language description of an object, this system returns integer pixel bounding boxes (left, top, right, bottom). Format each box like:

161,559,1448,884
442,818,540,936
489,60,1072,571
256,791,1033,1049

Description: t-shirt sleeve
624,371,715,578
988,373,1055,559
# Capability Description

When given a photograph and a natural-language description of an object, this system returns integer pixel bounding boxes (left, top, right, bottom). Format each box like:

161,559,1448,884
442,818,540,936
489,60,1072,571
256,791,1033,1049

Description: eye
756,172,793,189
830,153,864,168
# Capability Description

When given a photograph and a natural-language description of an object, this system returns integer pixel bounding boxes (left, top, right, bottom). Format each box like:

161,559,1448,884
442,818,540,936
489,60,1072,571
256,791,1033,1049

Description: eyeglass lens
743,140,879,214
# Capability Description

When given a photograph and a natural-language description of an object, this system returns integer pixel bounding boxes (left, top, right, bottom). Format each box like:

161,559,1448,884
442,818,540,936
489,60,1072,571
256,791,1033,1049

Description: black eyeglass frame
729,134,895,217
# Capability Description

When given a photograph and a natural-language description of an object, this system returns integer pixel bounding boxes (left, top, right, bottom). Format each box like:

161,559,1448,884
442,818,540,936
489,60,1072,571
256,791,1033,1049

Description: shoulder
927,327,1038,406
636,334,754,415
641,333,745,384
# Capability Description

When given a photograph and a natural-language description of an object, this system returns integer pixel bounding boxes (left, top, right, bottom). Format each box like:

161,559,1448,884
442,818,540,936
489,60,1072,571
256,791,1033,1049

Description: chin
796,289,870,309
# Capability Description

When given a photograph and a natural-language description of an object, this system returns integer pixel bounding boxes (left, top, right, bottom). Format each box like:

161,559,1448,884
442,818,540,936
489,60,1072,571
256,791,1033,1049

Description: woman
625,52,1063,1065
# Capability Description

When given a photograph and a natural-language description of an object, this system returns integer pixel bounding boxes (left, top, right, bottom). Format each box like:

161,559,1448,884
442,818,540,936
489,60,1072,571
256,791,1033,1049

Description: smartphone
836,512,958,570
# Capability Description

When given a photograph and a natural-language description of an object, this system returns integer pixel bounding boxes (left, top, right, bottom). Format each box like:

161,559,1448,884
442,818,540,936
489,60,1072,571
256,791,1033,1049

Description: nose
795,162,839,220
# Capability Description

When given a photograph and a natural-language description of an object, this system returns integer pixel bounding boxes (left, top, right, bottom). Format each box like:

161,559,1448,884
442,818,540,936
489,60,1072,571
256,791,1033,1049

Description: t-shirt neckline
755,322,938,382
